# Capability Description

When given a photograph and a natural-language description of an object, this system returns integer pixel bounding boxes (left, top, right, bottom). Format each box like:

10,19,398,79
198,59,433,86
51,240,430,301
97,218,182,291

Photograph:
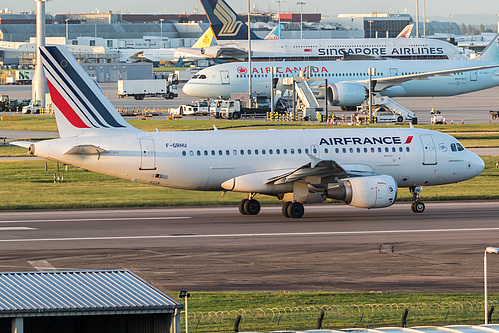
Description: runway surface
1,201,498,292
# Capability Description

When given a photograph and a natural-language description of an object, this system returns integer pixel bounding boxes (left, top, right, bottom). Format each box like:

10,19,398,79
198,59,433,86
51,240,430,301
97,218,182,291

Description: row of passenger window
180,146,411,157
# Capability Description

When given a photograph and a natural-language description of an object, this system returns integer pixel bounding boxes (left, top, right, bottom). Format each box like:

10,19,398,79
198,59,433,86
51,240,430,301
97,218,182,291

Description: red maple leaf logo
237,66,247,75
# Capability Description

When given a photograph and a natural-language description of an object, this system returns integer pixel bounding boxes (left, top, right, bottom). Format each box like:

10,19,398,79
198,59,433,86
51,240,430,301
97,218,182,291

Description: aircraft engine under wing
216,47,248,60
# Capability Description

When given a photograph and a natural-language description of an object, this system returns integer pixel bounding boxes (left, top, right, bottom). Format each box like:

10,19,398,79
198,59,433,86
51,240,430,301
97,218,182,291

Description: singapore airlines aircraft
191,0,467,61
182,34,499,104
12,46,484,218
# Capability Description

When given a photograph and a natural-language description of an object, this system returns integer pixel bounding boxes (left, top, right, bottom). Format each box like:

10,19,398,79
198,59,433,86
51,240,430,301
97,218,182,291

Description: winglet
306,153,321,168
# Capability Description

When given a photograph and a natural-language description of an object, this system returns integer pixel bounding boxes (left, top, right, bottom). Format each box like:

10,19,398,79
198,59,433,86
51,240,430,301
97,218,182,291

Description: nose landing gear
410,186,425,213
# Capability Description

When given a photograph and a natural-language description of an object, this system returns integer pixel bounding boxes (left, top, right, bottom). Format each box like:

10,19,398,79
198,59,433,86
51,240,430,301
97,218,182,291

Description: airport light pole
248,0,253,108
423,0,426,38
297,1,306,39
65,19,69,40
160,18,164,38
484,247,499,324
273,0,285,39
415,0,419,37
179,290,191,333
368,20,373,38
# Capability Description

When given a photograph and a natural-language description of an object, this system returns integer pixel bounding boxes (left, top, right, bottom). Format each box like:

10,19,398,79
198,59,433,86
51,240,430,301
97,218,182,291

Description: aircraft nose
182,82,193,96
469,152,485,176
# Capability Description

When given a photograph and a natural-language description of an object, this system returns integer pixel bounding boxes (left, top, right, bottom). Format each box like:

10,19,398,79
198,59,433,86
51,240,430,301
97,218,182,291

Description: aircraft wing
265,154,374,185
64,145,108,156
369,64,499,91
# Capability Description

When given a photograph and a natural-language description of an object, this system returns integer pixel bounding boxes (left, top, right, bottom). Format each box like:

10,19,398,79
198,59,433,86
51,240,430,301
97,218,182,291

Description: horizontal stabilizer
64,145,108,155
9,141,33,148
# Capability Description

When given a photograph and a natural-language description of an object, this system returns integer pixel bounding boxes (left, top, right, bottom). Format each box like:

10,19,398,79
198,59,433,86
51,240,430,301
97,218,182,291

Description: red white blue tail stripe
40,46,131,135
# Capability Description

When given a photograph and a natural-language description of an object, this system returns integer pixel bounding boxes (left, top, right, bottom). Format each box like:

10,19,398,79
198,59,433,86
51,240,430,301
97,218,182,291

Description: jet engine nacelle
326,175,397,208
326,83,368,106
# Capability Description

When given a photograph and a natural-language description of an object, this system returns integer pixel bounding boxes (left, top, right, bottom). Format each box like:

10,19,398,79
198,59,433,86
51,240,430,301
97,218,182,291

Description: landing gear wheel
282,202,291,218
411,201,425,213
244,199,261,215
238,199,248,215
287,202,304,219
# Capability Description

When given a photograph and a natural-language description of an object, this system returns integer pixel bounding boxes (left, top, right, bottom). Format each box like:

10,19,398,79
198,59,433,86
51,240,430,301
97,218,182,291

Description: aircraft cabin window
451,143,457,152
298,148,302,154
385,147,389,153
182,151,186,156
219,150,223,156
313,147,318,154
255,149,259,155
197,150,201,156
392,147,396,153
247,149,252,155
342,148,346,153
406,147,410,152
364,148,367,153
399,147,403,152
335,148,339,153
283,149,288,154
231,150,235,155
305,148,309,154
189,150,194,156
276,149,281,154
378,147,382,153
457,143,465,151
371,147,375,153
324,148,328,154
350,148,354,153
357,148,361,153
240,149,244,155
211,150,215,156
269,149,273,154
262,149,266,155
204,150,208,156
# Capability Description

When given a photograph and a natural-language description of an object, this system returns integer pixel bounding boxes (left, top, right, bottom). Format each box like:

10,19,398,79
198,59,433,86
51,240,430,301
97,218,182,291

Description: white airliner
182,34,499,104
191,0,467,61
12,46,484,218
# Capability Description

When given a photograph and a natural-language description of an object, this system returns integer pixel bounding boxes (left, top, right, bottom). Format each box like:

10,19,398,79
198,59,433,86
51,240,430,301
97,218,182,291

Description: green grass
0,156,498,210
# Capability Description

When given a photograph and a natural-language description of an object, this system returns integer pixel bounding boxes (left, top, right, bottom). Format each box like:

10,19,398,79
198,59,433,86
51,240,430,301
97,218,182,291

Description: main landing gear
410,186,425,213
237,196,305,218
281,202,304,219
238,197,261,215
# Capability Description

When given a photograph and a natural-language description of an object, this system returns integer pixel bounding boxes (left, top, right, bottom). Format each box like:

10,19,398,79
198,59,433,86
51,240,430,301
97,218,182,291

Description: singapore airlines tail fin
192,26,215,48
396,24,414,38
40,46,141,138
199,0,261,41
476,33,499,62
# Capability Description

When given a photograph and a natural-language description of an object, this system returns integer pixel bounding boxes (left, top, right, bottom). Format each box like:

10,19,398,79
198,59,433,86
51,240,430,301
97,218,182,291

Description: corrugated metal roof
0,270,182,317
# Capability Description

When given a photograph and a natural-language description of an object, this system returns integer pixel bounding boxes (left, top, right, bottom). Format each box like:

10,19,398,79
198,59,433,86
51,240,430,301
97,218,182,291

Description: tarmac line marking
0,217,191,224
28,260,56,271
0,227,36,231
0,227,498,242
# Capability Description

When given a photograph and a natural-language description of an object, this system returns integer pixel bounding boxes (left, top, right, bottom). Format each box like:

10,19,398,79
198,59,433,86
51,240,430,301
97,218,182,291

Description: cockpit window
456,143,465,151
451,143,457,152
198,74,207,79
192,74,199,79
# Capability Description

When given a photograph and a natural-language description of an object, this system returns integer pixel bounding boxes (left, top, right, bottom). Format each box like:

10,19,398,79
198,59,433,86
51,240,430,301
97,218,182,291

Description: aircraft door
470,71,478,81
220,70,230,84
139,139,156,170
310,144,320,158
419,135,437,165
389,68,398,77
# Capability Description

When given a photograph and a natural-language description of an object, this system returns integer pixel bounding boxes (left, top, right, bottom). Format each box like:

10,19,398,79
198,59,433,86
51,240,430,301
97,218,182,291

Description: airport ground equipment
14,69,34,85
22,99,42,114
174,100,210,116
430,108,445,124
490,111,499,120
0,95,8,111
118,79,178,100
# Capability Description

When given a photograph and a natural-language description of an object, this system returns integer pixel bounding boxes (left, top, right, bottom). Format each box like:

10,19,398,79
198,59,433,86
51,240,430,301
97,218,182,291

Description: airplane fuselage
32,128,483,193
183,59,499,99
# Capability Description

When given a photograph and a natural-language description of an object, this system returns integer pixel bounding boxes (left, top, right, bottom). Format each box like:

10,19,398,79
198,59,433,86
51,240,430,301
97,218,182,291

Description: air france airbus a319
13,46,484,218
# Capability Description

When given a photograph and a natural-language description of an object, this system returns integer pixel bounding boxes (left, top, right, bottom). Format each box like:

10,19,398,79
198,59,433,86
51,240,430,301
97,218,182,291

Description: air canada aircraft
12,46,484,218
182,34,499,103
191,0,467,61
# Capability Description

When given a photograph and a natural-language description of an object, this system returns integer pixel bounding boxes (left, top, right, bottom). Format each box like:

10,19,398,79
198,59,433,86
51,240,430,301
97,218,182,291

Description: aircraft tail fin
265,24,282,40
40,46,140,138
396,24,413,38
476,34,499,62
199,0,261,41
192,27,215,48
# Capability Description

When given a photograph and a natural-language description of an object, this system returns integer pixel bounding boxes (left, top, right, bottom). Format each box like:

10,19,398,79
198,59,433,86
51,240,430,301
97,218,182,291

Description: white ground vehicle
118,79,177,100
430,108,445,124
209,99,225,118
219,100,242,119
22,100,42,114
174,100,209,116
